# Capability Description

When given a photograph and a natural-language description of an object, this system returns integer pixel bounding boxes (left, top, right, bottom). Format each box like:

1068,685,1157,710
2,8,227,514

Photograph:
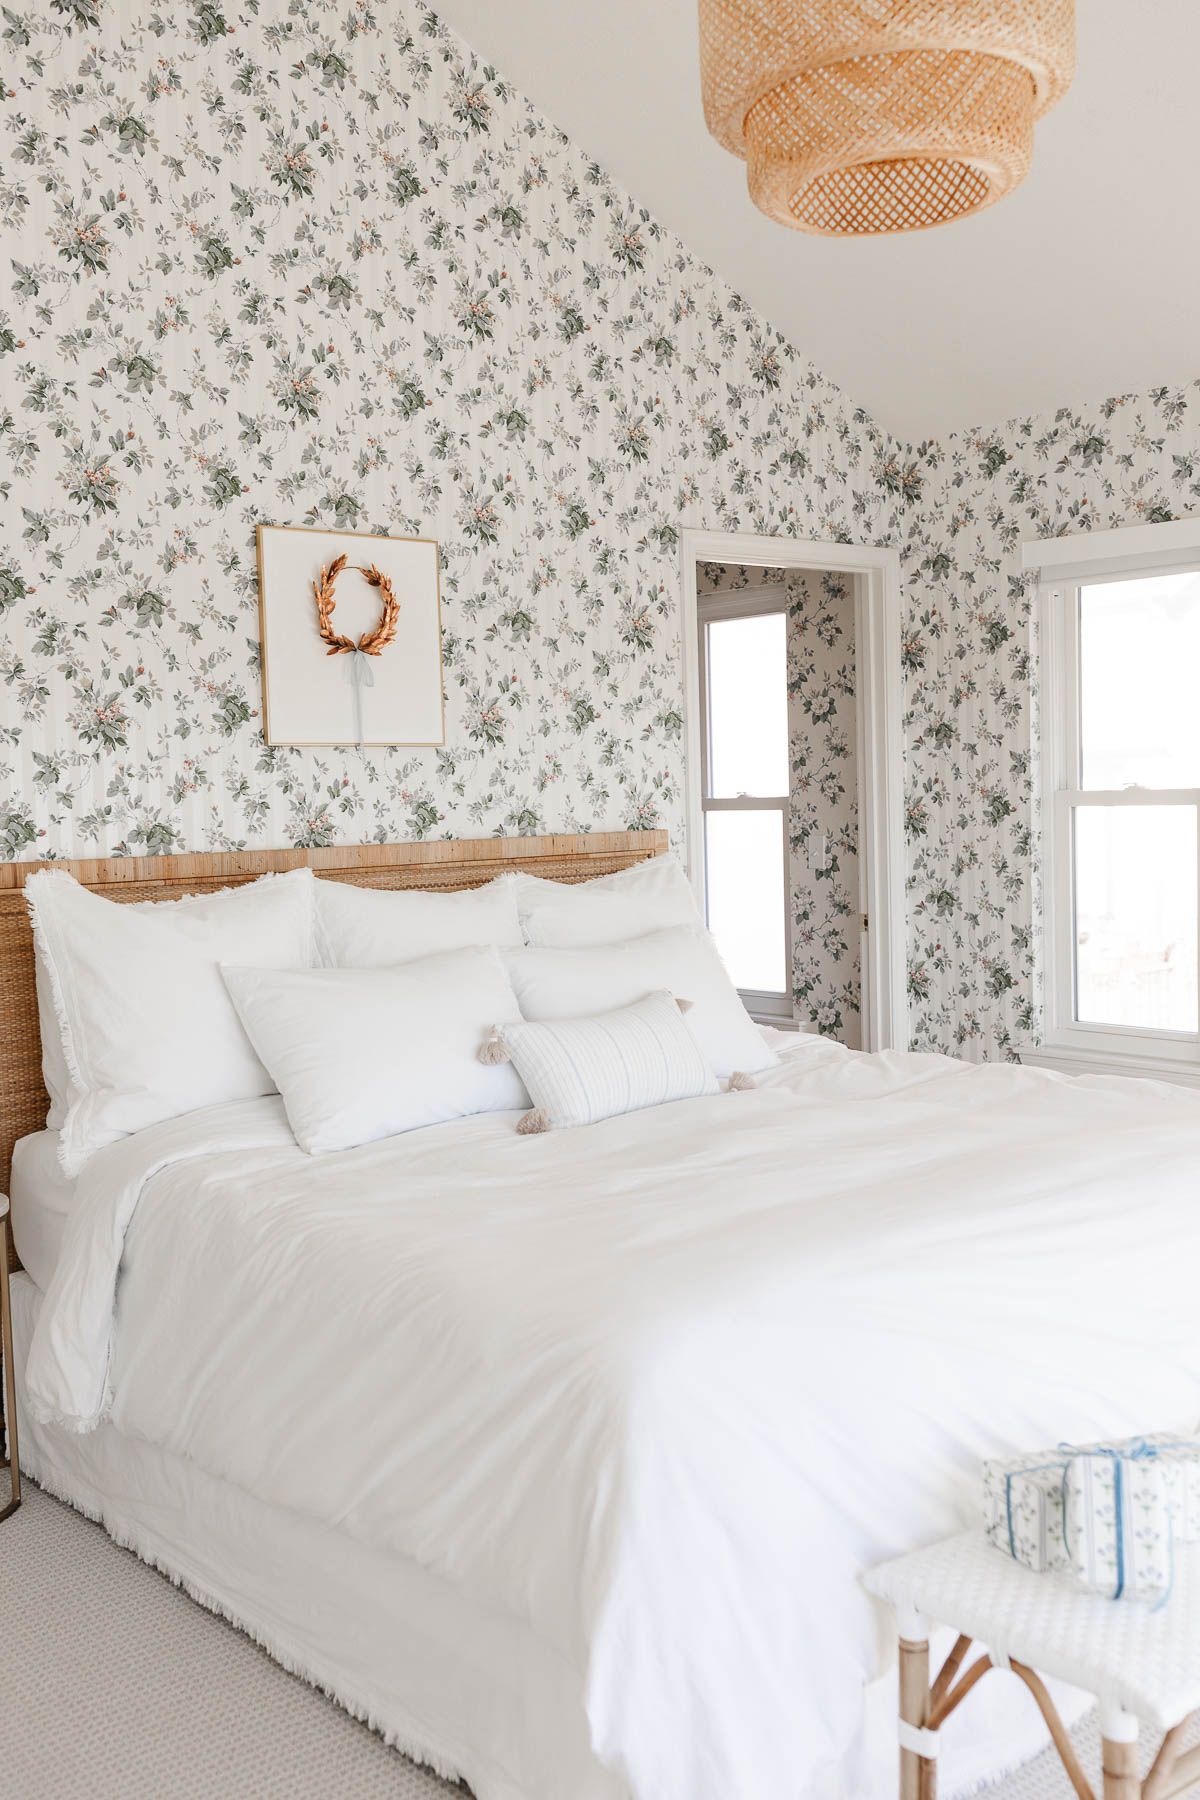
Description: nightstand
0,1196,20,1520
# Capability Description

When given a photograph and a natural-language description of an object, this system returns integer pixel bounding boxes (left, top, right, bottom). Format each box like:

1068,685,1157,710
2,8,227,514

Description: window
696,588,792,1020
1038,547,1200,1077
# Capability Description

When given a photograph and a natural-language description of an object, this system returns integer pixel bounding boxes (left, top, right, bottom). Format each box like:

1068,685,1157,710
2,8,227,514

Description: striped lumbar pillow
483,989,720,1132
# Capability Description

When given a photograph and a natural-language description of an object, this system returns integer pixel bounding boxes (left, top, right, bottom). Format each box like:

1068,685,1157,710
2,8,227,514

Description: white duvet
24,1036,1200,1800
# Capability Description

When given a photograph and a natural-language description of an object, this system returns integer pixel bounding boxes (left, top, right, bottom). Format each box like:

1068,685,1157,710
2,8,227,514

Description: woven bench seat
865,1531,1200,1800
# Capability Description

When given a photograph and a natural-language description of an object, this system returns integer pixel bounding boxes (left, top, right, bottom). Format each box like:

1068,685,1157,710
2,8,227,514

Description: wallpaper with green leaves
2,0,1198,1059
0,0,905,866
898,391,1200,1060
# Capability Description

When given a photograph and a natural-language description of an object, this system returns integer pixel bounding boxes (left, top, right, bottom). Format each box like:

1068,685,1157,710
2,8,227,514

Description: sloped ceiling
433,0,1200,443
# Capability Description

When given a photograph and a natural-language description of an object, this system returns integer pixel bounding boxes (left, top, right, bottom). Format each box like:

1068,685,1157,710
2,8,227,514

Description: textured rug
1,1482,1193,1799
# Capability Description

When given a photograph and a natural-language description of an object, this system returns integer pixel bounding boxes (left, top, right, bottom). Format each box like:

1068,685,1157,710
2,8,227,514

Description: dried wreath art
313,554,400,656
312,554,400,742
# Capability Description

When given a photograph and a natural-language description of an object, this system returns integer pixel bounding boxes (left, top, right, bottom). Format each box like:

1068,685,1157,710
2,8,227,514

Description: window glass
706,611,788,797
1074,803,1197,1031
704,809,787,993
1080,571,1200,789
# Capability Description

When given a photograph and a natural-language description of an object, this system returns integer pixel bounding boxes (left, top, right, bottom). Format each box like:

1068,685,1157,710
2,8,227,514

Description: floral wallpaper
0,0,906,870
2,0,1198,1063
788,569,859,1047
897,386,1200,1061
697,562,859,1045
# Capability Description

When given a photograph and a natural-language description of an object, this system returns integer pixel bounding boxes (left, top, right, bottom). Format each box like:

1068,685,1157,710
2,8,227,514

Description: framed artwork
255,524,445,747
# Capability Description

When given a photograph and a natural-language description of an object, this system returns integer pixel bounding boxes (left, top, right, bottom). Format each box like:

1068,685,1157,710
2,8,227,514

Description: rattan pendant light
699,1,1075,236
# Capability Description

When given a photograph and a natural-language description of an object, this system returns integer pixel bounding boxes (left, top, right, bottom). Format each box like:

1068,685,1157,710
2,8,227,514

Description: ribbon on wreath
343,647,375,745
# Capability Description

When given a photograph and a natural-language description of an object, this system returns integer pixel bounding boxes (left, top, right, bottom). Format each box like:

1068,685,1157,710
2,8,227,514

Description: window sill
743,1006,824,1032
1017,1043,1200,1088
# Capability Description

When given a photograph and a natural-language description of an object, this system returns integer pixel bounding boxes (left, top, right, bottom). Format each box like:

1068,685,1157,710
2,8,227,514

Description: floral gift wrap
983,1433,1200,1600
983,1451,1073,1575
1064,1438,1200,1602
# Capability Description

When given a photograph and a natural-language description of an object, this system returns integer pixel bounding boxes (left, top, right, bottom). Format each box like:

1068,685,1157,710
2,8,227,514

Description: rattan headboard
0,830,668,1269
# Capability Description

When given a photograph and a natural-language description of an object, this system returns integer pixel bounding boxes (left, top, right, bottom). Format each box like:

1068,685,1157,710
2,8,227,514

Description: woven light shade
699,1,1075,236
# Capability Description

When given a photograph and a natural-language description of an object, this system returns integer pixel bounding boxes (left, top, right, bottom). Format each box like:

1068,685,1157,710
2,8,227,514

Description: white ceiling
433,0,1199,443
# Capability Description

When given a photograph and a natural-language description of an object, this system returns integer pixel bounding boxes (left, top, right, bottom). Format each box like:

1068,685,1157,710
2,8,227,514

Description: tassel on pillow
517,1107,550,1135
726,1070,756,1092
478,1027,512,1066
675,995,694,1013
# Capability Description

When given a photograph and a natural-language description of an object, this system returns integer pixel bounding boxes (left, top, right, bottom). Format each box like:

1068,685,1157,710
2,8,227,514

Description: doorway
680,528,906,1053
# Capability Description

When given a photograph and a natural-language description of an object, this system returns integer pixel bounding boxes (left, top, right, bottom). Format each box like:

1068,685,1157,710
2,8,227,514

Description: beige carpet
1,1481,1193,1799
2,1483,460,1798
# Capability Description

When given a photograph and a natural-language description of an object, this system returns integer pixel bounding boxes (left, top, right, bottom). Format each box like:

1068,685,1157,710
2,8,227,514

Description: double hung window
696,588,792,1021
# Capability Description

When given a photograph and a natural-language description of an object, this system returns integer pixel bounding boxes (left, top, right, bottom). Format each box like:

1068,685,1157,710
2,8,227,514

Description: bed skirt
9,1272,1081,1800
9,1273,627,1800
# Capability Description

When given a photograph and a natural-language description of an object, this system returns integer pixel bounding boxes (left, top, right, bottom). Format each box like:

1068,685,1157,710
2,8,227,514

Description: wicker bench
865,1531,1200,1800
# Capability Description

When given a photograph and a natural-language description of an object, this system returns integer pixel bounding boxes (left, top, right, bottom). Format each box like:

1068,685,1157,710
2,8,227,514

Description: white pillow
26,868,318,1176
516,854,701,947
315,874,522,967
33,934,71,1130
493,991,719,1131
223,946,529,1155
505,926,777,1079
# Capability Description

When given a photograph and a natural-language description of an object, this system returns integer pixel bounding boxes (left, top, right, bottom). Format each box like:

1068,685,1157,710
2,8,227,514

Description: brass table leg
0,1207,21,1521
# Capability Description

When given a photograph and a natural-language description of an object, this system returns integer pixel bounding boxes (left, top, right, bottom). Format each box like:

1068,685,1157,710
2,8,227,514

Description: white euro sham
315,873,522,967
25,867,318,1176
506,926,776,1079
515,854,701,947
223,946,529,1154
32,933,72,1130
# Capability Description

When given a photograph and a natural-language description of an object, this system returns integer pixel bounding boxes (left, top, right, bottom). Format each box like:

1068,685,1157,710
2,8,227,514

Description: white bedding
10,1129,74,1290
23,1036,1200,1800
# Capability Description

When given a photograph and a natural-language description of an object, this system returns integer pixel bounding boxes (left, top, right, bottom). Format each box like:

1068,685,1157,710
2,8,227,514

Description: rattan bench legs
896,1614,1200,1800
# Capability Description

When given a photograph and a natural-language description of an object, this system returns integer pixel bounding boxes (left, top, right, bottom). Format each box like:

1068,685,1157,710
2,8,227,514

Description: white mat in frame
256,523,444,747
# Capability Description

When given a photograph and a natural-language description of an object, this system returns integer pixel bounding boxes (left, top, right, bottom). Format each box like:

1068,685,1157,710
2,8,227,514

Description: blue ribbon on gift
1062,1445,1131,1601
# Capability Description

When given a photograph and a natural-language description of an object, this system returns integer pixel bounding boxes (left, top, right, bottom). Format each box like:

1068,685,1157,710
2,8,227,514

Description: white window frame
696,584,793,1022
1022,518,1200,1086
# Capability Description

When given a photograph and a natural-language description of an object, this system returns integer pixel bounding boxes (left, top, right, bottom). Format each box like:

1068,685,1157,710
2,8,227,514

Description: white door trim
680,527,907,1052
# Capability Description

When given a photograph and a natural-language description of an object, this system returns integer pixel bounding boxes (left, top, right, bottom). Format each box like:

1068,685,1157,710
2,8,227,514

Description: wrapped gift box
1151,1437,1200,1541
983,1432,1200,1598
983,1451,1072,1574
1063,1446,1173,1602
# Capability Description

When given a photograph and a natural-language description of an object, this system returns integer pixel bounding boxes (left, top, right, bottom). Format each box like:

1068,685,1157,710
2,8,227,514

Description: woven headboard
0,830,668,1269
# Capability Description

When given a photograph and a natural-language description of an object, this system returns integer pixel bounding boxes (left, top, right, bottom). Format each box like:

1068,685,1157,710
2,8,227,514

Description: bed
5,832,1200,1800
